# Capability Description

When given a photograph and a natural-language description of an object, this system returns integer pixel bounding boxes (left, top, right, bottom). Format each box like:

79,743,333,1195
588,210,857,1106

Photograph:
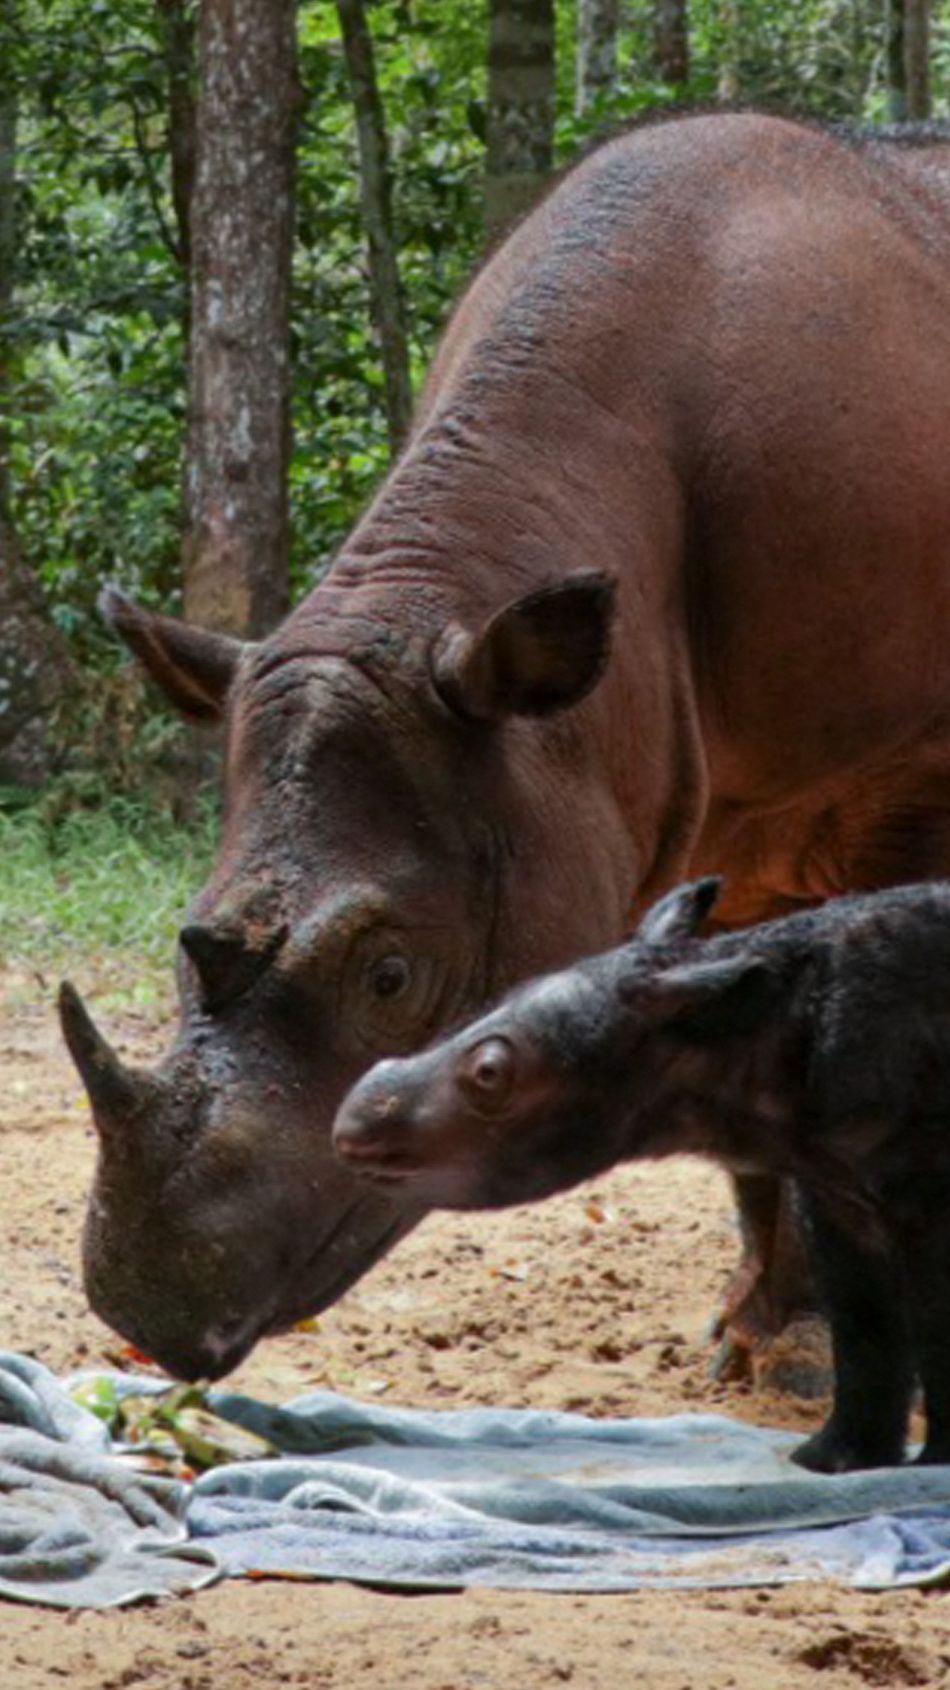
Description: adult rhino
61,112,950,1382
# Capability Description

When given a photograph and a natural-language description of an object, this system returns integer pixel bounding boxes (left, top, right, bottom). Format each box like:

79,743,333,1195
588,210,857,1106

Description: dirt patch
795,1631,938,1685
2,968,949,1690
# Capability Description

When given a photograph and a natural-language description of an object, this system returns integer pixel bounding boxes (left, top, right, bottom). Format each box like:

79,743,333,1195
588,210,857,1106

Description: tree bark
903,0,931,121
887,0,908,120
717,0,739,103
485,0,555,241
0,0,77,785
0,0,16,489
654,0,689,87
156,0,197,277
183,0,301,638
0,518,79,787
575,0,618,117
336,0,412,457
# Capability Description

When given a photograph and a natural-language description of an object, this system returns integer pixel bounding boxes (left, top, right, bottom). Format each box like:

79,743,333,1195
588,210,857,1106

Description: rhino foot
792,1422,904,1474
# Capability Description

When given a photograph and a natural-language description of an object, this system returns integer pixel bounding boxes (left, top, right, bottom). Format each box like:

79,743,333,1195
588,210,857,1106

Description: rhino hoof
710,1315,833,1399
751,1315,834,1402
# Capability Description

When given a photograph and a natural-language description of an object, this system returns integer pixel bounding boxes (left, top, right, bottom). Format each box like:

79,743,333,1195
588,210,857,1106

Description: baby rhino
334,878,950,1475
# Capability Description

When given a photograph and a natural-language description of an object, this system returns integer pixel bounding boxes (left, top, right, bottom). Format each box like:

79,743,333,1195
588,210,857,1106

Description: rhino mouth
176,1192,425,1379
62,980,431,1378
262,1203,418,1337
86,1198,422,1383
343,1153,428,1183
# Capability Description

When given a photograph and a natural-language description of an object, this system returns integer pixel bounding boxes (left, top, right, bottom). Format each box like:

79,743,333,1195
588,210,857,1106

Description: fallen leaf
121,1343,158,1368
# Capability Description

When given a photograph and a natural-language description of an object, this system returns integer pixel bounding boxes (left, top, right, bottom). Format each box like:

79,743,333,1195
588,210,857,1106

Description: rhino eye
459,1037,516,1108
370,955,411,1001
347,936,433,1055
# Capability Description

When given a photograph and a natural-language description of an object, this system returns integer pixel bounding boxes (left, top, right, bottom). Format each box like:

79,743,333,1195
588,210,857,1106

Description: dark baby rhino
335,878,950,1474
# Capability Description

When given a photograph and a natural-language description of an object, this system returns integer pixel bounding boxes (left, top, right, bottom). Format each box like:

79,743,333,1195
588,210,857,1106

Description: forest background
1,0,948,982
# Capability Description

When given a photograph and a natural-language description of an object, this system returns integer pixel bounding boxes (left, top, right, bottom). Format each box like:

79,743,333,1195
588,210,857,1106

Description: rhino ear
100,587,247,723
653,953,782,1043
431,571,617,723
637,878,722,948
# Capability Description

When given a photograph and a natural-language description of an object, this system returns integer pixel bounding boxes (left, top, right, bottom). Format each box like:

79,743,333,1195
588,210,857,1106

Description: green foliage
290,1,485,590
7,0,188,641
6,0,490,630
0,793,216,998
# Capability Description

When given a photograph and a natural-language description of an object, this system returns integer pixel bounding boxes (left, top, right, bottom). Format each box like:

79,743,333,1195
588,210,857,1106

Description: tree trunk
575,0,618,117
183,0,301,638
717,0,739,103
887,0,907,120
336,0,412,457
156,0,197,278
0,0,77,786
0,519,80,787
485,0,555,241
0,0,17,503
654,0,689,86
903,0,931,120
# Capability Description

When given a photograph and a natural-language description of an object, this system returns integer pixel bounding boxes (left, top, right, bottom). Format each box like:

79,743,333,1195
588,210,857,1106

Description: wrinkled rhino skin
64,113,950,1380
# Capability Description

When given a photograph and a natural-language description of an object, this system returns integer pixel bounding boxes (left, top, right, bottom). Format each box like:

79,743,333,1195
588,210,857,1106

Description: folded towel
4,1352,950,1606
193,1388,950,1591
0,1353,217,1607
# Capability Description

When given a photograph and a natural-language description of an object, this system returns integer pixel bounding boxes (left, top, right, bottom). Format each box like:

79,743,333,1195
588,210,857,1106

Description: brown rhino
61,112,950,1381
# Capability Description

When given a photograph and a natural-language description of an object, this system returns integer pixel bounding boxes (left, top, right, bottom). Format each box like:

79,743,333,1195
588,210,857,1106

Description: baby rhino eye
459,1036,516,1107
370,955,412,1000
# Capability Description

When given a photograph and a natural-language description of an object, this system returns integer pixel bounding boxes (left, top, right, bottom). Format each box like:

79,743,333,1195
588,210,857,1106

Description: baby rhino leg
898,1216,950,1465
792,1191,912,1473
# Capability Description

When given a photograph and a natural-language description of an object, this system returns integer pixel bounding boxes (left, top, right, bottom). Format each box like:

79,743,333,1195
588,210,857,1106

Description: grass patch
0,798,217,1013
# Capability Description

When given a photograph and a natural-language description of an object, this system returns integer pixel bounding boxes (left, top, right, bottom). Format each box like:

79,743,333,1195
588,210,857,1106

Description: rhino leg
711,1173,831,1397
791,1189,912,1473
899,1215,950,1466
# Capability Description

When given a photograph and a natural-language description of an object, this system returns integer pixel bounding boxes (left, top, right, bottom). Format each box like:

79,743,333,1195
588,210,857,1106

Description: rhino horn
178,921,288,1010
58,982,152,1138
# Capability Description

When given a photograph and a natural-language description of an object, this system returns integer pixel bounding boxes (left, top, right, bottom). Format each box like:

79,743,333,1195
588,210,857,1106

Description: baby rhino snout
333,1037,520,1186
332,1061,419,1174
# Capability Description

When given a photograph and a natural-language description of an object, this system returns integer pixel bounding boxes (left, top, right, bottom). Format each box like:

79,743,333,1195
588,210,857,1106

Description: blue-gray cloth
0,1353,217,1607
4,1352,950,1606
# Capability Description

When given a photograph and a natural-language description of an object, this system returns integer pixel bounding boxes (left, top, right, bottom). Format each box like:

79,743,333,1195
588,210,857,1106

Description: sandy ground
2,964,950,1690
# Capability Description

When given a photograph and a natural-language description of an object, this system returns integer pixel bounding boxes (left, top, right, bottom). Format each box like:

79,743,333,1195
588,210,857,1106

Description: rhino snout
334,1036,522,1189
333,1062,426,1177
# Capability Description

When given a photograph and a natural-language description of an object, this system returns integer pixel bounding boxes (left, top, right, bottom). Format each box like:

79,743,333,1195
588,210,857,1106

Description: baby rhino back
808,882,950,1132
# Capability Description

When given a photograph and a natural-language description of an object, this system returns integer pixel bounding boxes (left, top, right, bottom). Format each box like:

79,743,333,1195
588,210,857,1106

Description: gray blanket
4,1352,950,1607
0,1354,217,1607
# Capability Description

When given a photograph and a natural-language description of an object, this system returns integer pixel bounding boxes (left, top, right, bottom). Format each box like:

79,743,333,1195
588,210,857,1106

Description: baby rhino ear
654,952,781,1043
637,878,722,949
